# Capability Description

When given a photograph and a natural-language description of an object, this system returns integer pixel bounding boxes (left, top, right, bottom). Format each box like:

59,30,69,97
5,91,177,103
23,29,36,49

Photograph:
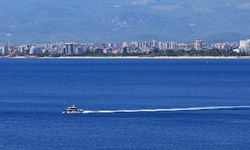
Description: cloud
189,23,196,27
151,5,182,11
114,5,120,8
192,6,213,12
5,33,12,37
132,0,155,5
238,3,250,9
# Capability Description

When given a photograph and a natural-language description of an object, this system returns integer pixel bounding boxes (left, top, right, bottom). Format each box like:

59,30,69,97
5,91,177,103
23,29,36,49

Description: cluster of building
0,39,248,56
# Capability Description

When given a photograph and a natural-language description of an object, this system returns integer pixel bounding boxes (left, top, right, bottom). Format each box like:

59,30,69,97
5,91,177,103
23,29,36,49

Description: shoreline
1,56,250,59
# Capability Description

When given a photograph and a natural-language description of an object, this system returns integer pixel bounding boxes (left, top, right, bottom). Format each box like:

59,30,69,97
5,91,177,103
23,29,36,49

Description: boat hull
62,111,84,114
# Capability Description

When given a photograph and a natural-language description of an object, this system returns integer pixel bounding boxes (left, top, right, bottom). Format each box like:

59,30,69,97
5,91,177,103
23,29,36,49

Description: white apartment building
240,39,250,53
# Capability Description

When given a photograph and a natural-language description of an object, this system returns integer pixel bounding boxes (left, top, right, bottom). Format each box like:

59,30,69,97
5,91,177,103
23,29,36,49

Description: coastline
1,56,250,59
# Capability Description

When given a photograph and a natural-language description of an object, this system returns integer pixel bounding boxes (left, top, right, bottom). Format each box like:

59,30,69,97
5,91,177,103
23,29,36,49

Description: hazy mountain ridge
0,0,250,43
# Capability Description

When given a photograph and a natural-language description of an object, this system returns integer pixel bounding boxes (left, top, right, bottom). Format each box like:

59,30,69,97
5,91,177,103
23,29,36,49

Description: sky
0,0,250,43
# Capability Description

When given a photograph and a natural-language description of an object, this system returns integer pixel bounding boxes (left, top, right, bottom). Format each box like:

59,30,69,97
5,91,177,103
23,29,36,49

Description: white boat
63,105,84,114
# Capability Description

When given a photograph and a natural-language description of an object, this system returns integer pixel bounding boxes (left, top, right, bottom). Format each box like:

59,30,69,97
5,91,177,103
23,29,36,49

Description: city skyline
1,38,248,57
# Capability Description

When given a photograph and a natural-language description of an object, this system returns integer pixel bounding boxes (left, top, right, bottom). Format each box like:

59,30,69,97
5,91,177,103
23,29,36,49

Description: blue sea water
0,58,250,150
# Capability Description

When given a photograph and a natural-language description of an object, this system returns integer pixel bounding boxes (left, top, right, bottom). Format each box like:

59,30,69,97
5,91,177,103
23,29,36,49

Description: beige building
194,39,203,50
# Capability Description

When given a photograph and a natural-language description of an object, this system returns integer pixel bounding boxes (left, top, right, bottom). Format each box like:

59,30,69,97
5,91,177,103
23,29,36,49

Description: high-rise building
239,39,250,53
65,43,76,55
122,41,129,48
170,41,178,50
152,40,158,48
194,39,203,50
29,45,43,55
1,45,9,55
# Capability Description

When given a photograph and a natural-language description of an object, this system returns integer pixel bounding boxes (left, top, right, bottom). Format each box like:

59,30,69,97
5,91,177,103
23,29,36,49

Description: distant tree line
59,49,249,57
2,48,249,57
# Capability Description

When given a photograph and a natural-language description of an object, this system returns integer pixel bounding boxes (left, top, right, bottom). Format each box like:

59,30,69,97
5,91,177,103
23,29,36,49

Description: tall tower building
194,39,203,50
65,43,76,55
240,40,247,49
170,41,178,50
1,45,9,55
240,39,250,53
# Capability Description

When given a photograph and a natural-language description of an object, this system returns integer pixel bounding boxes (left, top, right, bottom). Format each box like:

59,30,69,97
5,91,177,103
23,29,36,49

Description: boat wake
82,106,250,114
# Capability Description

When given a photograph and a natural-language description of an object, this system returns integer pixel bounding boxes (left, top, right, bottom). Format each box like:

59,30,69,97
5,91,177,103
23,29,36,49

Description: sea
0,58,250,150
